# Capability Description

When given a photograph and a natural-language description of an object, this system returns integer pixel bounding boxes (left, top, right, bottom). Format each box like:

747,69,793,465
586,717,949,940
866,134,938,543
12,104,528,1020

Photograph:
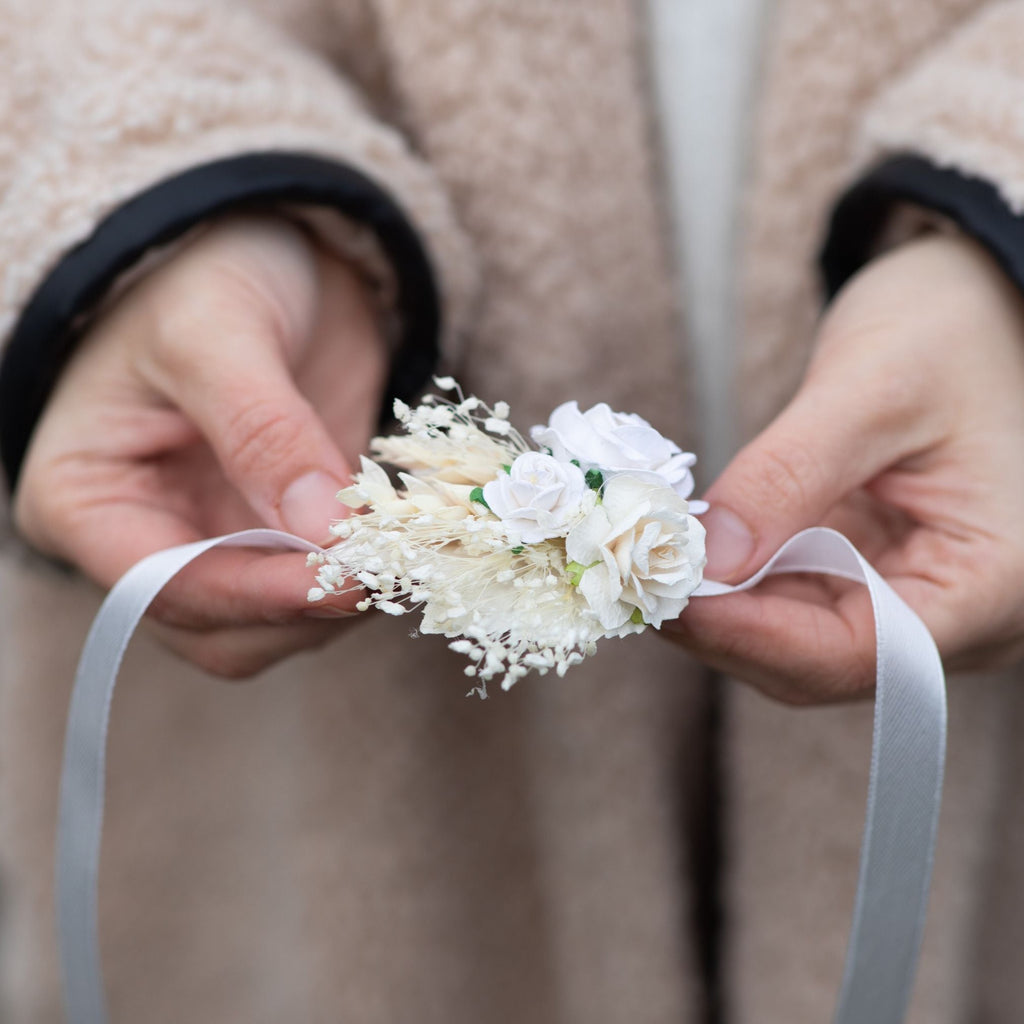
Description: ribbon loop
55,526,945,1024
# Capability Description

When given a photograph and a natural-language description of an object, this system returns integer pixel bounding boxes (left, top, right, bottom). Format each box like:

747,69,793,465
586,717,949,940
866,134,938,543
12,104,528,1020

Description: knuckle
145,268,263,377
769,661,872,708
774,610,875,707
751,439,822,516
13,469,82,559
11,482,50,551
812,327,931,437
145,279,218,374
222,398,307,480
146,593,203,631
863,362,921,422
155,622,336,681
202,653,266,682
852,364,929,445
143,226,313,376
769,684,819,709
176,633,269,681
828,651,876,703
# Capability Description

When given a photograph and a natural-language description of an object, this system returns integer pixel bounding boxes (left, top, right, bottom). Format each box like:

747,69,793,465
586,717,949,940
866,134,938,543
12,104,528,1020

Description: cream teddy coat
2,1,1024,1021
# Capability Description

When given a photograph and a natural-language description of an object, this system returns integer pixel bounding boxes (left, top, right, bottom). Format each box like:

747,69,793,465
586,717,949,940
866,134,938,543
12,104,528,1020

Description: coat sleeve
820,2,1024,299
0,0,477,489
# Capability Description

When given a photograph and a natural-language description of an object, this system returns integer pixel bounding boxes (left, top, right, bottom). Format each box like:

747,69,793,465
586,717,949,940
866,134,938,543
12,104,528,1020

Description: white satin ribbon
56,526,945,1024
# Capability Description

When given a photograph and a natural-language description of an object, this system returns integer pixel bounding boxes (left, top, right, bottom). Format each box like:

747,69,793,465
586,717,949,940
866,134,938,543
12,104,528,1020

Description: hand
667,234,1024,704
13,215,388,677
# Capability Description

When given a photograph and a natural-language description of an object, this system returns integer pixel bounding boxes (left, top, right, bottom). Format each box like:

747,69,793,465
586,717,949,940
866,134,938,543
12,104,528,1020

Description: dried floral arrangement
308,379,707,696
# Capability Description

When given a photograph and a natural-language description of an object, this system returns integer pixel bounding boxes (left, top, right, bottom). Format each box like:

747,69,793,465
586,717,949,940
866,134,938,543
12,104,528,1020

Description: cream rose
565,475,706,633
530,401,703,504
482,452,594,544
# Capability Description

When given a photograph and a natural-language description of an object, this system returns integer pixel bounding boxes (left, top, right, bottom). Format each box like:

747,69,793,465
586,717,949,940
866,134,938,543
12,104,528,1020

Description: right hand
13,215,388,677
668,235,1024,704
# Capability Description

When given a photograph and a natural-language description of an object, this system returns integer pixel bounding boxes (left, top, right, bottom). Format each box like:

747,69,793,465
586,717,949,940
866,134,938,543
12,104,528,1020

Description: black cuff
0,152,442,491
821,154,1024,300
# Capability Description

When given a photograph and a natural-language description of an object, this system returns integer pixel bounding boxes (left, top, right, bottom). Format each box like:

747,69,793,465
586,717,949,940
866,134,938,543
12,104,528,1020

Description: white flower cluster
308,380,707,696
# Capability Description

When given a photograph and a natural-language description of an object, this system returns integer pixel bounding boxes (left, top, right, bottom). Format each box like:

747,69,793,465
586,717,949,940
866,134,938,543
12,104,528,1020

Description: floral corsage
308,379,707,696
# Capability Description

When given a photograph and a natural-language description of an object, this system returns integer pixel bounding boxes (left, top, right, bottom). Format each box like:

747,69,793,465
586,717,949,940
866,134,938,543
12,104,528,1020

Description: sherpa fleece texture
0,1,477,356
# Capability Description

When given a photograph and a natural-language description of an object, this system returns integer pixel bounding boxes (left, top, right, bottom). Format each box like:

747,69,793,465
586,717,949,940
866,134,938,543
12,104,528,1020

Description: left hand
666,234,1024,704
13,215,388,677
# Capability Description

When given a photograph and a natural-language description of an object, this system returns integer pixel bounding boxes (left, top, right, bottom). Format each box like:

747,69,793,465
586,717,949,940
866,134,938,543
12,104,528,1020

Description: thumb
153,333,354,544
699,378,909,582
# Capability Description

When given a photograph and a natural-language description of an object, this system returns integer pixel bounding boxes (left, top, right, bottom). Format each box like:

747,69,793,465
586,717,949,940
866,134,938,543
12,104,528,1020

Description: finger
30,487,358,629
149,547,361,630
667,580,878,704
880,539,1024,670
146,616,357,680
295,251,390,468
699,360,935,583
139,286,366,546
160,350,353,544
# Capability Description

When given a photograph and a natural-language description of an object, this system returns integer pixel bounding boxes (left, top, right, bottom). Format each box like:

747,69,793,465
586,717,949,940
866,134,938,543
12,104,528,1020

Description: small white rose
530,401,704,504
565,475,706,633
482,451,594,544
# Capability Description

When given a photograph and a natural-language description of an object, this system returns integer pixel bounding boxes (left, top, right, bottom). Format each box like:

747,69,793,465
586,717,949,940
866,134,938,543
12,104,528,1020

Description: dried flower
308,382,706,696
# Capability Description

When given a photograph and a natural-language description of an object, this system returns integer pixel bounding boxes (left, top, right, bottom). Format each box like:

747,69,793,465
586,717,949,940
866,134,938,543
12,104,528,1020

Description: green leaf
567,559,600,587
510,545,524,555
570,458,581,467
584,468,604,491
470,487,490,510
566,561,587,587
501,464,512,474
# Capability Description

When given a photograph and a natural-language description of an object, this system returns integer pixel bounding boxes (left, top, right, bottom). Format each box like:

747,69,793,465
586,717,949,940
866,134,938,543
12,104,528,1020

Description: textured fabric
0,0,477,361
2,0,1024,1021
0,153,444,490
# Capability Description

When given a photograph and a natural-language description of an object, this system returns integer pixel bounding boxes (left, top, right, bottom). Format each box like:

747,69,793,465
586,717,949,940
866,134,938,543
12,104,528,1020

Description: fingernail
702,506,756,580
280,470,344,543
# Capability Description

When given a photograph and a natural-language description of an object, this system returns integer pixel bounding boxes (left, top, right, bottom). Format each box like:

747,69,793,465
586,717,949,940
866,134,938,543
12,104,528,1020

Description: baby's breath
307,384,705,696
308,503,603,696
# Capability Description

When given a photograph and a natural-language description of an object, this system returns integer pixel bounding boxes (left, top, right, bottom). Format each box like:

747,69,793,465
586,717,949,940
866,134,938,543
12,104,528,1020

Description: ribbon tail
696,527,947,1024
56,529,319,1024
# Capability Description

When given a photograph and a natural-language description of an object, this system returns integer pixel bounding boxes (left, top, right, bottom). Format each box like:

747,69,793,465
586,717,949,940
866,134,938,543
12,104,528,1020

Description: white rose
530,401,702,503
565,475,706,633
482,452,593,544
